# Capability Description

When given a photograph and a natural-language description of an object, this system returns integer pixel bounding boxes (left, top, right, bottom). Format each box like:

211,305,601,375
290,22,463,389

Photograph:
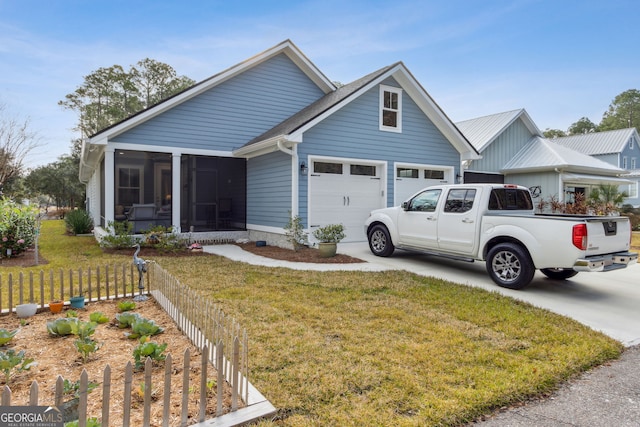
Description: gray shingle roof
552,128,637,155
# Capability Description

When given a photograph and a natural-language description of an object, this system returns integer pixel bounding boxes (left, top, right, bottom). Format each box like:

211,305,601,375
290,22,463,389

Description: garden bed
0,297,238,425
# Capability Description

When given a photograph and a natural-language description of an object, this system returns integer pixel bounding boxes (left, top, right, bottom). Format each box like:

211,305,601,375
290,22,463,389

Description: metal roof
552,128,638,155
502,137,627,175
455,109,541,152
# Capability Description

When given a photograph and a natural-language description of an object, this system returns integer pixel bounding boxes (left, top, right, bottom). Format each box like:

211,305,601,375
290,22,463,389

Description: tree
588,184,627,215
0,103,40,193
24,155,85,209
59,59,195,137
543,128,566,139
567,117,597,135
599,89,640,131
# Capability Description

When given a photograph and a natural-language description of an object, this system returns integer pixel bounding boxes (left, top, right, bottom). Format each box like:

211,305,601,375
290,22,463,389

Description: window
397,168,418,178
488,188,533,210
632,158,637,169
630,139,635,150
116,167,142,207
351,164,376,176
444,189,476,213
379,85,402,132
407,189,441,212
314,162,343,174
424,170,445,180
629,182,638,198
623,156,628,169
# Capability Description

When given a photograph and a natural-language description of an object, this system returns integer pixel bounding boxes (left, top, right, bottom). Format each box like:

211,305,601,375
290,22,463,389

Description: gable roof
234,62,480,160
551,128,639,155
80,40,335,181
455,109,542,152
501,136,628,175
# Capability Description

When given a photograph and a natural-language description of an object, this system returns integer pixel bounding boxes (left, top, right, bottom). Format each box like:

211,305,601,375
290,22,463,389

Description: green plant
127,318,164,339
74,337,101,363
0,349,36,384
115,312,141,329
75,321,97,340
117,300,136,312
66,310,79,318
0,328,18,346
64,209,93,235
89,311,109,324
63,378,98,398
133,341,167,370
312,223,345,243
0,198,38,258
47,318,78,336
143,225,186,253
284,211,308,251
99,220,136,249
64,417,100,427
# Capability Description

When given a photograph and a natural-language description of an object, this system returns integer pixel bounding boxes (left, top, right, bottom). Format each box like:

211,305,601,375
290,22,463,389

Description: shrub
142,225,185,253
284,211,308,250
312,223,345,243
0,198,38,258
99,221,136,249
64,209,93,235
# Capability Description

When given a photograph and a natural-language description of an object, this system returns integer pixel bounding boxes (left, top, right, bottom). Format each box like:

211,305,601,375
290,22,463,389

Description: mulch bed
235,242,364,264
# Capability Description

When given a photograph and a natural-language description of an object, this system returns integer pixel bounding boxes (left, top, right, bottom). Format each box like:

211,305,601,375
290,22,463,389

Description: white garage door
394,165,453,205
309,159,385,242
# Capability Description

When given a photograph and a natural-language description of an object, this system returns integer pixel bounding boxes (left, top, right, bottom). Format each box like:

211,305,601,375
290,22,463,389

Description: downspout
555,168,564,202
277,140,299,217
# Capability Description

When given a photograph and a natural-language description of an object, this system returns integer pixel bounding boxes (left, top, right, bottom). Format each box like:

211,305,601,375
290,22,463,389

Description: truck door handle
462,218,474,223
427,217,437,221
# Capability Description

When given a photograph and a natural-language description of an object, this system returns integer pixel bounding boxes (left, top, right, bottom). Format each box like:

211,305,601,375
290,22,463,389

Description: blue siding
298,78,460,208
247,151,292,227
112,54,326,151
472,119,534,172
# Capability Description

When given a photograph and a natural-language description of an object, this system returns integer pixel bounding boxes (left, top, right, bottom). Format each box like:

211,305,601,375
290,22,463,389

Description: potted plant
49,300,64,314
312,224,345,258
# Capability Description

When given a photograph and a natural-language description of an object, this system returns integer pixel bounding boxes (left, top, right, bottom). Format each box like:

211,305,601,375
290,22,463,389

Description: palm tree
588,184,628,215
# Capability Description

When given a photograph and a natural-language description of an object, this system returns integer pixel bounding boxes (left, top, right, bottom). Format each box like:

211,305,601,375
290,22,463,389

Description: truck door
437,188,479,255
397,188,442,249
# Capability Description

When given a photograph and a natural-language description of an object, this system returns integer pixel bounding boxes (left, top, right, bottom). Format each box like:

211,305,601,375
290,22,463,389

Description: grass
632,231,640,250
3,220,625,425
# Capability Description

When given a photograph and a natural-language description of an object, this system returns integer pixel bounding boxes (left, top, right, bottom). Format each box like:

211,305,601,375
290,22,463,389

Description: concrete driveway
339,242,640,346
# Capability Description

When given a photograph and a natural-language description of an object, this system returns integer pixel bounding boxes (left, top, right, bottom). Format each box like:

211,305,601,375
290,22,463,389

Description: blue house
79,40,479,245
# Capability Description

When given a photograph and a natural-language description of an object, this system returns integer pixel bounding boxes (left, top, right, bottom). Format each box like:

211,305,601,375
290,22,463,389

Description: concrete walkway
204,242,640,426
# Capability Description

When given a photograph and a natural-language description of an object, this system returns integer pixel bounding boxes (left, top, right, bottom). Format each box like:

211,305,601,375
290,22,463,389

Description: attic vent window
380,85,402,132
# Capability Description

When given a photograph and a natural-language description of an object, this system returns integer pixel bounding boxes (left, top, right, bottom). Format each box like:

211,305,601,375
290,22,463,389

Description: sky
1,0,638,168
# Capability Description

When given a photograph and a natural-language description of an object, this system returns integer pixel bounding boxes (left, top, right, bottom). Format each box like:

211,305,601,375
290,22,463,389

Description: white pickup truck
365,184,638,289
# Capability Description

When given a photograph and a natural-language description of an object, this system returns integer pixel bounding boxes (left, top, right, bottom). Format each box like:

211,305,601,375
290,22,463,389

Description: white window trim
629,182,638,198
622,156,628,169
632,158,637,169
379,85,402,133
115,165,144,205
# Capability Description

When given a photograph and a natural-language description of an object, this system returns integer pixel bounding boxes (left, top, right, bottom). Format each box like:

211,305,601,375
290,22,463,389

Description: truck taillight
572,224,587,250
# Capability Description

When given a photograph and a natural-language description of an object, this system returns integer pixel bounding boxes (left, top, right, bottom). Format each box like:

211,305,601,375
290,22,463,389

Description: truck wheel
540,268,579,280
486,243,535,290
368,225,394,257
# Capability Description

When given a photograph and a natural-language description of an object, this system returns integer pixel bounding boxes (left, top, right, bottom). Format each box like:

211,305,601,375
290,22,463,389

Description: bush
0,198,38,258
64,209,93,235
99,221,136,249
142,225,185,253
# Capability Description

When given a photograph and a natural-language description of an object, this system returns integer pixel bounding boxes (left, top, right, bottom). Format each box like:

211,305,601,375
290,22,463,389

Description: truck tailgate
585,217,631,255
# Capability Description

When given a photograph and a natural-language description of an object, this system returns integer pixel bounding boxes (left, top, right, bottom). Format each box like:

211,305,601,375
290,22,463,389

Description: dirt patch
0,249,48,268
0,298,238,425
235,242,364,264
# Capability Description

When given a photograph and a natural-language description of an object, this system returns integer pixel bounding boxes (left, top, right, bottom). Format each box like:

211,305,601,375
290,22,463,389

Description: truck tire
486,243,535,290
540,268,579,280
368,224,395,257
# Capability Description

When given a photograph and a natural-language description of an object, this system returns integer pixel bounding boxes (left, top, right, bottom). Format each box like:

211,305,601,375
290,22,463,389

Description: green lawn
6,221,623,426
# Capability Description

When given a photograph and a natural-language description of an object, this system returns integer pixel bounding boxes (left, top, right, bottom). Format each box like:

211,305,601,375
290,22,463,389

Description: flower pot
318,242,337,258
16,303,38,318
69,296,85,309
49,301,64,314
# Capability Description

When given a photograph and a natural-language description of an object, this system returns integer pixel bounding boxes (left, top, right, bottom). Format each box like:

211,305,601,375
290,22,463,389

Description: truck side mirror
402,201,409,210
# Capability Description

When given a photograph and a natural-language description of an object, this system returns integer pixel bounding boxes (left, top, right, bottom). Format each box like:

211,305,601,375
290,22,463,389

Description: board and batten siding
471,119,534,172
506,172,560,204
112,54,326,152
298,78,460,209
246,151,292,228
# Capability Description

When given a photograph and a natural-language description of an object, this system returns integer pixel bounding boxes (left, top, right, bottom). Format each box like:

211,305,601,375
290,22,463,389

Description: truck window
489,188,533,210
408,189,441,212
444,189,476,213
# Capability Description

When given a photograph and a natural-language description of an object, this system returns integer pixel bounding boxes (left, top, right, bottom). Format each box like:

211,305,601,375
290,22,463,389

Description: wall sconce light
300,161,308,175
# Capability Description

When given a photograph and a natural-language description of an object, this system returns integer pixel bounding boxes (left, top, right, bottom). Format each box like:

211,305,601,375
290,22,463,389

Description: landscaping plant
74,337,101,363
128,317,164,339
117,300,136,312
284,211,308,250
89,311,109,324
99,221,136,249
47,318,79,336
0,198,38,258
0,328,18,346
64,209,93,235
0,349,36,384
132,341,167,370
114,312,141,329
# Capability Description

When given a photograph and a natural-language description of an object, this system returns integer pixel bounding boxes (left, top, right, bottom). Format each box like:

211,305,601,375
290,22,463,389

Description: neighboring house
456,109,631,206
79,40,479,245
552,128,640,207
